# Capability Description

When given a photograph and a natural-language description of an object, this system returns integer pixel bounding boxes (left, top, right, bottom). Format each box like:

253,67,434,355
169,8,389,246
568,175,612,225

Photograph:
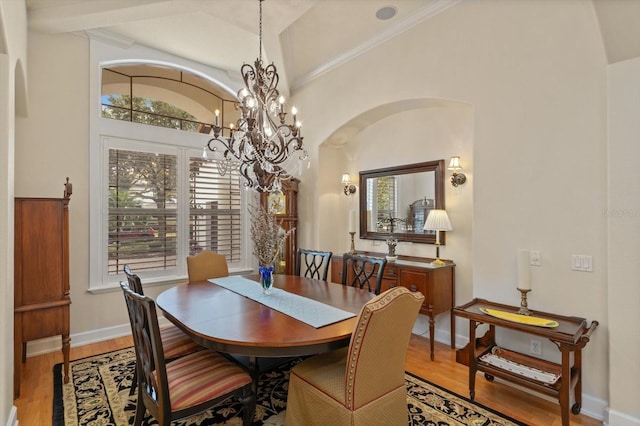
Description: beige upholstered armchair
186,250,229,282
285,286,424,425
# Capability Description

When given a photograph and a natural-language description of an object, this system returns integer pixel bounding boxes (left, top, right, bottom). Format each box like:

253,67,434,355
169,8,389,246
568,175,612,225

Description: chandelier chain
259,0,263,62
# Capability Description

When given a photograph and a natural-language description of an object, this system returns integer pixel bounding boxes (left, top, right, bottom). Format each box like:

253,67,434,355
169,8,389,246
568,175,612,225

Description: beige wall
14,32,186,342
8,0,640,424
1,0,27,423
15,32,126,336
293,0,609,419
608,56,640,425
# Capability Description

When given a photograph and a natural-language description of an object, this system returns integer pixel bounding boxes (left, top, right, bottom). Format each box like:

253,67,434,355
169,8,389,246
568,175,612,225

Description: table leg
450,270,456,349
62,333,71,384
559,345,571,426
468,320,477,400
450,309,456,349
573,349,583,414
428,309,435,361
248,356,259,393
14,341,21,399
14,317,22,399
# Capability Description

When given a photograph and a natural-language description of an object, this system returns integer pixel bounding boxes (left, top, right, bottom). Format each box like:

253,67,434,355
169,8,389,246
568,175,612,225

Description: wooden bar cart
454,298,598,426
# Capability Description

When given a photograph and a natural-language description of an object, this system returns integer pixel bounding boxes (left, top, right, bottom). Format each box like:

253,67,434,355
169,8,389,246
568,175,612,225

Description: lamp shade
423,209,452,232
448,156,462,171
341,173,351,184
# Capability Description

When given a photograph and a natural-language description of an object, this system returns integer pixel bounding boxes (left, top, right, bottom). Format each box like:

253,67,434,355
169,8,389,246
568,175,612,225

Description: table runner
209,276,356,328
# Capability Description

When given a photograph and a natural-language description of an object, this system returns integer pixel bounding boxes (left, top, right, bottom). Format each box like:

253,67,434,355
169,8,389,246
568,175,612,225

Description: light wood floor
13,334,602,426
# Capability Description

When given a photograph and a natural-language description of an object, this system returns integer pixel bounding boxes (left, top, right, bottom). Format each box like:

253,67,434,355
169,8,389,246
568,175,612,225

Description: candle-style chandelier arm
203,1,309,193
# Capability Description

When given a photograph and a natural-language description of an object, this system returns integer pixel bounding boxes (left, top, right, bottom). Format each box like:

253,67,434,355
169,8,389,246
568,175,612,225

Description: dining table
155,274,376,384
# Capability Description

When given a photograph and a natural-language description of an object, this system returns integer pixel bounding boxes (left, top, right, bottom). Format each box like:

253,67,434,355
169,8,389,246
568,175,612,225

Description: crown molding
291,0,462,92
81,28,136,49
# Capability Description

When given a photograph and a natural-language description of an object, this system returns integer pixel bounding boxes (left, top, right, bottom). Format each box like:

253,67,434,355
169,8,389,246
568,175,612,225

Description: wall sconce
342,173,357,196
448,156,467,187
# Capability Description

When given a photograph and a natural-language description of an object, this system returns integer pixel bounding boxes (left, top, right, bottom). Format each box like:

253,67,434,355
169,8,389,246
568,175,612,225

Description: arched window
100,65,239,134
90,54,252,291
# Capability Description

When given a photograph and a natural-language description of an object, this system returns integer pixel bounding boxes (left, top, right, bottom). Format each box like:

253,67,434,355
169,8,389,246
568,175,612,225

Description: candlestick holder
348,231,356,254
517,288,531,315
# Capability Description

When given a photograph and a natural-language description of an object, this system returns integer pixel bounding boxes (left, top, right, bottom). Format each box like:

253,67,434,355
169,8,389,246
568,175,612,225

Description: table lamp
424,209,452,266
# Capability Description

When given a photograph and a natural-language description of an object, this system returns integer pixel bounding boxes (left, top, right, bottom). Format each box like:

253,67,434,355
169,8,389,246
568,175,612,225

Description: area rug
53,347,527,425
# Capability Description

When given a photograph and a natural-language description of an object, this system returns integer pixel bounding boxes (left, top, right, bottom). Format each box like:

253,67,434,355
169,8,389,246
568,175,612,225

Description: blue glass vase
259,265,274,295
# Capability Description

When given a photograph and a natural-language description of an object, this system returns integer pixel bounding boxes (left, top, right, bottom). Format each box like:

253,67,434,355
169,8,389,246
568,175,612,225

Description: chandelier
204,0,309,193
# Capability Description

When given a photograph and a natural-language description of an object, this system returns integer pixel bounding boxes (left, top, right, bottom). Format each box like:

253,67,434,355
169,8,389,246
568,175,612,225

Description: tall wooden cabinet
14,179,72,398
259,179,299,275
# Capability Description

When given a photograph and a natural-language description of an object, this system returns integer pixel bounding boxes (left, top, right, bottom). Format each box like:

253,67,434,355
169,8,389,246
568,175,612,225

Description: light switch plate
530,250,541,266
571,255,593,272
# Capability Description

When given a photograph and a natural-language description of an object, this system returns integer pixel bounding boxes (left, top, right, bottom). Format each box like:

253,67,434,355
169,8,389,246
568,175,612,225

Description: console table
454,298,598,426
331,252,455,360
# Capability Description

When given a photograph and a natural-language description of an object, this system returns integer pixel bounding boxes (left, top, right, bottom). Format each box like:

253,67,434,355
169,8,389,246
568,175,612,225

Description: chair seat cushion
290,347,348,403
160,323,203,359
165,350,252,411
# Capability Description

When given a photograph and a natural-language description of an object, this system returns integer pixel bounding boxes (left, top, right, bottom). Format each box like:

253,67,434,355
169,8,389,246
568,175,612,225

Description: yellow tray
479,308,559,328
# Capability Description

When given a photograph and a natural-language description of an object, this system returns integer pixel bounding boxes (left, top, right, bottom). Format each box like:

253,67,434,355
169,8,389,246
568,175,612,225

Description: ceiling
25,0,640,94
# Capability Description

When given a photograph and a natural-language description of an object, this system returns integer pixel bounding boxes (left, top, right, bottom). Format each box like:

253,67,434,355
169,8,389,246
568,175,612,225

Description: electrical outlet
530,338,542,355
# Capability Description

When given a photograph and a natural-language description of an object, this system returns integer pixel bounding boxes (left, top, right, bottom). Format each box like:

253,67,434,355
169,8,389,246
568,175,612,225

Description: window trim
89,39,252,292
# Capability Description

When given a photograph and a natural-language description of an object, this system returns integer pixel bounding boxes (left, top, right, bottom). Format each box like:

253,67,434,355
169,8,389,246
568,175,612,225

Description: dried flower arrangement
248,203,295,266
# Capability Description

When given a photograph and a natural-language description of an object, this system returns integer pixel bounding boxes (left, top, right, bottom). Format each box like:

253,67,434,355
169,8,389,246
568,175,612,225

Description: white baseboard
411,313,454,344
581,392,608,422
605,408,640,426
24,318,170,358
24,323,131,357
6,406,17,426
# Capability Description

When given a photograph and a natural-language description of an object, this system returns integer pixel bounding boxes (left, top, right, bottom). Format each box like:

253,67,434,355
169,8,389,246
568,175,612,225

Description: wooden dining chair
285,286,424,425
186,250,229,282
123,265,203,395
295,248,333,281
120,280,256,426
341,253,387,295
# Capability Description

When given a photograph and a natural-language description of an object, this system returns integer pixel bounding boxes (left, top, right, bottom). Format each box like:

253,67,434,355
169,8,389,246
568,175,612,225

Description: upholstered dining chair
120,280,256,426
285,286,424,425
186,250,229,282
295,248,333,281
341,253,387,295
123,265,203,395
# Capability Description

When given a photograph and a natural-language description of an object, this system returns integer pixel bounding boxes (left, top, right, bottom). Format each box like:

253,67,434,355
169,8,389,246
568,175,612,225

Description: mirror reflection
359,160,444,244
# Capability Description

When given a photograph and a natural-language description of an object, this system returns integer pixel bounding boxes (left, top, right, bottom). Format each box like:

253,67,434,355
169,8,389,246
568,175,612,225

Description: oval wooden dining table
155,274,376,364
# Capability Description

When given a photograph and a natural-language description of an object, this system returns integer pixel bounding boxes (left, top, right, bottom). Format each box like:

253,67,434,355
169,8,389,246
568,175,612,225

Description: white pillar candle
517,249,531,290
349,210,356,232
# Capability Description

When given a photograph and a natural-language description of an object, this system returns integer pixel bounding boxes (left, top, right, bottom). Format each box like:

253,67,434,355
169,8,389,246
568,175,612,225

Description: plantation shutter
189,157,242,262
108,149,178,274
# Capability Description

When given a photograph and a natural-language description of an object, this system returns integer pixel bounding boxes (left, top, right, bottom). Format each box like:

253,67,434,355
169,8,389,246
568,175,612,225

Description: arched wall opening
315,97,474,339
